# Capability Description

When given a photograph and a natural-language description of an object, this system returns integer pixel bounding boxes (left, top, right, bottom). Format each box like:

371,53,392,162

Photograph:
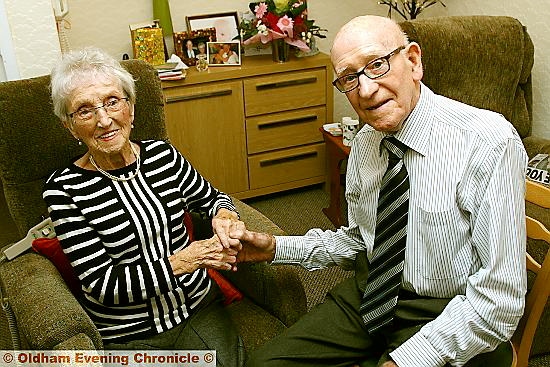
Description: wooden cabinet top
161,53,332,89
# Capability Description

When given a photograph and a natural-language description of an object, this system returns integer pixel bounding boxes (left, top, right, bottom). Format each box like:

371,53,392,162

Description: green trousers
104,283,244,367
245,254,512,367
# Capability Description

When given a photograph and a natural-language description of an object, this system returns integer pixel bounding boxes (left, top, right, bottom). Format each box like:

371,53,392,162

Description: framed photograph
207,41,241,66
173,28,216,66
186,12,239,42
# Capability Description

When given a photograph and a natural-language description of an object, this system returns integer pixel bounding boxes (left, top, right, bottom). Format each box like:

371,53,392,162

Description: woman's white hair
50,47,136,122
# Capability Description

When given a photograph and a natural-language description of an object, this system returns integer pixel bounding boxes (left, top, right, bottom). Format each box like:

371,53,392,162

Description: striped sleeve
168,145,236,217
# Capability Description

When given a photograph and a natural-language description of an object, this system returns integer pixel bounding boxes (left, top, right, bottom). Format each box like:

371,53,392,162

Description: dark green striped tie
360,136,409,334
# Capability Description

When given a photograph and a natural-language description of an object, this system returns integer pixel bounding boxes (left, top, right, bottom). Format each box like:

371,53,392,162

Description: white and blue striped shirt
275,84,528,366
43,140,235,342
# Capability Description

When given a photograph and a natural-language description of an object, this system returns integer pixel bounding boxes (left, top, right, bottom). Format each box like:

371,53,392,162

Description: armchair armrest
0,249,102,350
223,263,307,327
230,198,308,325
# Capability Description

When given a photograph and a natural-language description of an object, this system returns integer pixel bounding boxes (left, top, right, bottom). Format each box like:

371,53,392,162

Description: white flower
257,23,268,35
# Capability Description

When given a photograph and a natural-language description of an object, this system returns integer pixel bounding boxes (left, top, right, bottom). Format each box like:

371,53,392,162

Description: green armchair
0,59,307,354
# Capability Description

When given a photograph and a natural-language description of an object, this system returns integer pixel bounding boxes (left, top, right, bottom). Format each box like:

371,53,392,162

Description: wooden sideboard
161,53,334,200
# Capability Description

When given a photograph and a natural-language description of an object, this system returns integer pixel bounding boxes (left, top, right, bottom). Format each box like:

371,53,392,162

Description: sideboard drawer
246,106,325,154
243,69,326,116
248,143,326,189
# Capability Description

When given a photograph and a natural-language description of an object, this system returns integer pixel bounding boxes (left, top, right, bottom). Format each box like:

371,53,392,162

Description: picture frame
186,12,239,42
207,41,241,66
173,28,216,66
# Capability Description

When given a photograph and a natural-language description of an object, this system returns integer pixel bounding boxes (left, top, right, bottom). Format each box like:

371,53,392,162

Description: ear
62,119,80,140
129,102,135,125
405,42,423,81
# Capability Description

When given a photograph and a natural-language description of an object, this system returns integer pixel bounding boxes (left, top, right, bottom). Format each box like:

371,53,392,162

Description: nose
95,107,112,128
356,73,378,98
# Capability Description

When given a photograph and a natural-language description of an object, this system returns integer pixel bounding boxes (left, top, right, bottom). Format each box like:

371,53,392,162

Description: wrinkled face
331,27,423,132
65,75,134,159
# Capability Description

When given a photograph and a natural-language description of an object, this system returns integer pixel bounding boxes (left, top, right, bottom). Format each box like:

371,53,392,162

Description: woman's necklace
89,143,141,182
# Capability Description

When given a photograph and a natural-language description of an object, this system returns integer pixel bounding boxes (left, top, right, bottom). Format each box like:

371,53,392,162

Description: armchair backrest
399,16,534,139
0,59,167,236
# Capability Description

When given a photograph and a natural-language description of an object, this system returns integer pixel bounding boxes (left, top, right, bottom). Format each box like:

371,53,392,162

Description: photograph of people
184,39,196,58
44,47,242,367
229,15,527,367
209,42,240,65
197,42,207,56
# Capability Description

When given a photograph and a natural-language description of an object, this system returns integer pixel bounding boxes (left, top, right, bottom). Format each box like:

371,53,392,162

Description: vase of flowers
378,0,447,20
238,0,325,62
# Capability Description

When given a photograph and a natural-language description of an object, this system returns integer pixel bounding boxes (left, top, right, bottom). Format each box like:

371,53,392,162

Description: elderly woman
43,47,242,366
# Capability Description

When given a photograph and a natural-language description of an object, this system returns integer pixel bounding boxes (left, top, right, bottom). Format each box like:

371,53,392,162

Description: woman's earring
77,139,82,146
131,124,134,129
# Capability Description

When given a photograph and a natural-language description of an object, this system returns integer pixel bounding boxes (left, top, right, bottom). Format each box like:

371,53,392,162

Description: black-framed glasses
69,97,129,123
332,45,406,93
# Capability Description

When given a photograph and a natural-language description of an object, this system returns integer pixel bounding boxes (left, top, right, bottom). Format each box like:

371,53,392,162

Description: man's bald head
331,15,409,68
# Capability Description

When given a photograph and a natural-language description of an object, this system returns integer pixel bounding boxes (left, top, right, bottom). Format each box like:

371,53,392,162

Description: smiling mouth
97,130,118,139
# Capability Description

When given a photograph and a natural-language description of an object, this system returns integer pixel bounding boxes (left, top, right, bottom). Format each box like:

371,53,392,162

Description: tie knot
382,136,407,159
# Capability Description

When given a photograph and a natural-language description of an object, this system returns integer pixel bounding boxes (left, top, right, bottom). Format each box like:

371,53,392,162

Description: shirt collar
392,82,435,157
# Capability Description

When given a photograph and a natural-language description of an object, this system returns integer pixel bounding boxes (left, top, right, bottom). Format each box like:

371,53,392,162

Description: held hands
169,235,238,276
228,224,276,264
169,209,274,276
212,208,243,249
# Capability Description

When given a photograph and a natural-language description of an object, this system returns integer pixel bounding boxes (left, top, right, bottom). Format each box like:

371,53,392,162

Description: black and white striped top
274,84,528,366
43,140,235,342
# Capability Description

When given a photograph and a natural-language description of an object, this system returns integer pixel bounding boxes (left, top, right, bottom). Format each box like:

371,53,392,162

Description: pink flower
277,15,294,38
254,2,268,18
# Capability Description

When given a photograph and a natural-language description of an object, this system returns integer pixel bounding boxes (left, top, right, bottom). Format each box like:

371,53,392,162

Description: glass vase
296,36,319,58
271,39,290,63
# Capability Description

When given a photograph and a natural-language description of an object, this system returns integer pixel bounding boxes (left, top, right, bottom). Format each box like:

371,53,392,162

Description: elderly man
231,15,527,367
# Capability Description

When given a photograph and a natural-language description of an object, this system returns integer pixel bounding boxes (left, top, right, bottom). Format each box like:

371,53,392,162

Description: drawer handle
165,89,233,103
259,151,318,167
258,115,318,129
255,77,317,91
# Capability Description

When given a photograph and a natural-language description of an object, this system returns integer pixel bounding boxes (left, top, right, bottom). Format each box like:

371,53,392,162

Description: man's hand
169,235,238,276
212,208,242,249
229,225,276,263
380,361,398,367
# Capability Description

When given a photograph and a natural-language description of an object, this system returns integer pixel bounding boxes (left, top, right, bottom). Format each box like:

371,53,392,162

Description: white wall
9,0,549,139
64,0,152,60
1,0,61,80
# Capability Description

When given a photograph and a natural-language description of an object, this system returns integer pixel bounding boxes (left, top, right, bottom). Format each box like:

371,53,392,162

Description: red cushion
183,211,194,241
208,269,244,305
32,237,81,296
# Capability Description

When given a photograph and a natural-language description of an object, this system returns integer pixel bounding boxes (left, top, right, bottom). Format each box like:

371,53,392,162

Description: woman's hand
169,235,238,276
212,208,244,249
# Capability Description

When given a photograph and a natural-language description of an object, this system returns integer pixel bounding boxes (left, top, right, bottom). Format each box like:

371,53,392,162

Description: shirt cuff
389,332,446,367
272,236,307,265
